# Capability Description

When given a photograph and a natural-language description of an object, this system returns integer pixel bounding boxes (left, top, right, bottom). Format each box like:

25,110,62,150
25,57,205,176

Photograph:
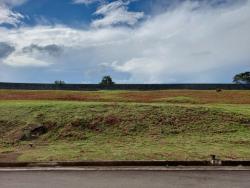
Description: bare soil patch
118,90,250,104
0,151,20,162
1,90,250,104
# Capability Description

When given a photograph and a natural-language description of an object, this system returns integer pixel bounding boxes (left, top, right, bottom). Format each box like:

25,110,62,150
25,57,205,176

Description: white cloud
3,54,51,67
0,0,27,26
0,4,24,26
1,0,250,83
72,0,103,5
91,0,144,28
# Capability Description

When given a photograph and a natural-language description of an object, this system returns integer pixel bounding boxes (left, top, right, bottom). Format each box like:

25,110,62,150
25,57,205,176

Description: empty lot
0,89,250,161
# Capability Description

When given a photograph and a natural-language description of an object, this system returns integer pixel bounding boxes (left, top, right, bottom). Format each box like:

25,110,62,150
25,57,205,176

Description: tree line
54,72,250,85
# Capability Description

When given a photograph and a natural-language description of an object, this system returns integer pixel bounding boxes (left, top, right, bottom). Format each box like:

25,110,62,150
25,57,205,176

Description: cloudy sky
0,0,249,83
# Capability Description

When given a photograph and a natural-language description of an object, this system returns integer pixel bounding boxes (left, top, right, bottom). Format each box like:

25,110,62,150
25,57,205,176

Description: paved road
1,169,250,188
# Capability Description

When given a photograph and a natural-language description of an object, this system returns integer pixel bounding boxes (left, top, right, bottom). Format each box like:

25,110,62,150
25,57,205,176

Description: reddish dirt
0,90,101,101
0,152,20,162
0,90,250,104
118,90,250,104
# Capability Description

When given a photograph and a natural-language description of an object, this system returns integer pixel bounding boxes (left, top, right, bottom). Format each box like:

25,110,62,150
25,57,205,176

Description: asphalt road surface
1,169,250,188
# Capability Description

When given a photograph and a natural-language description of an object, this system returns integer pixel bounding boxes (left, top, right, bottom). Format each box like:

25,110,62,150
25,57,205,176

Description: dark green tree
54,80,65,85
100,76,115,86
233,72,250,84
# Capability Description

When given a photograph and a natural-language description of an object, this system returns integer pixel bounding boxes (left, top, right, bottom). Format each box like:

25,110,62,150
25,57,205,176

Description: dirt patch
118,90,250,104
0,151,20,162
17,124,48,141
1,90,250,104
0,90,102,101
5,123,55,143
104,115,121,125
230,140,250,145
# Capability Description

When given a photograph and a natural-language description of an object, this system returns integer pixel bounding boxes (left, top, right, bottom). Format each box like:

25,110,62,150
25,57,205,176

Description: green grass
157,96,199,104
206,104,250,116
0,100,250,161
17,133,250,161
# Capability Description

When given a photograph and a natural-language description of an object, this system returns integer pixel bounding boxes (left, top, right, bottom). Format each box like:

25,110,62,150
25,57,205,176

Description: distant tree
233,72,250,84
54,80,65,85
100,76,115,86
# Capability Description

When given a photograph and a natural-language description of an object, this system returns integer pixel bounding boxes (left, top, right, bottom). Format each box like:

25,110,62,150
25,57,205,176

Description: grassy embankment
0,89,250,161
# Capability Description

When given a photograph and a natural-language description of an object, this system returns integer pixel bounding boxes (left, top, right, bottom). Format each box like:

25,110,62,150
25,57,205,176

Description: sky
0,0,249,83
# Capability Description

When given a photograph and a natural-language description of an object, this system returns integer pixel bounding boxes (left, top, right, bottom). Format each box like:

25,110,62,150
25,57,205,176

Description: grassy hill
1,90,250,162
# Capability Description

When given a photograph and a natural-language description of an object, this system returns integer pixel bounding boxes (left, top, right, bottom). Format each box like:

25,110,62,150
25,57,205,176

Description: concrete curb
1,160,250,168
2,166,250,171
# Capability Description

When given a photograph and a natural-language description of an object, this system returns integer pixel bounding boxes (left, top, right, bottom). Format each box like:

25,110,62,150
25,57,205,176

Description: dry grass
0,89,250,104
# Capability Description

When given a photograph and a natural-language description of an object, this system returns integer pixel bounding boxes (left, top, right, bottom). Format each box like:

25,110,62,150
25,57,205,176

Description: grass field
0,89,250,162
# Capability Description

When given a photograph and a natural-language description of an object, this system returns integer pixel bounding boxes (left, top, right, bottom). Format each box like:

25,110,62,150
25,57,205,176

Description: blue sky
0,0,249,83
11,0,169,27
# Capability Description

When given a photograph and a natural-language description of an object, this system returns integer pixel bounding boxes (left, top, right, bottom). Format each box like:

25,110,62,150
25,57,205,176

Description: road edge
1,160,250,168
